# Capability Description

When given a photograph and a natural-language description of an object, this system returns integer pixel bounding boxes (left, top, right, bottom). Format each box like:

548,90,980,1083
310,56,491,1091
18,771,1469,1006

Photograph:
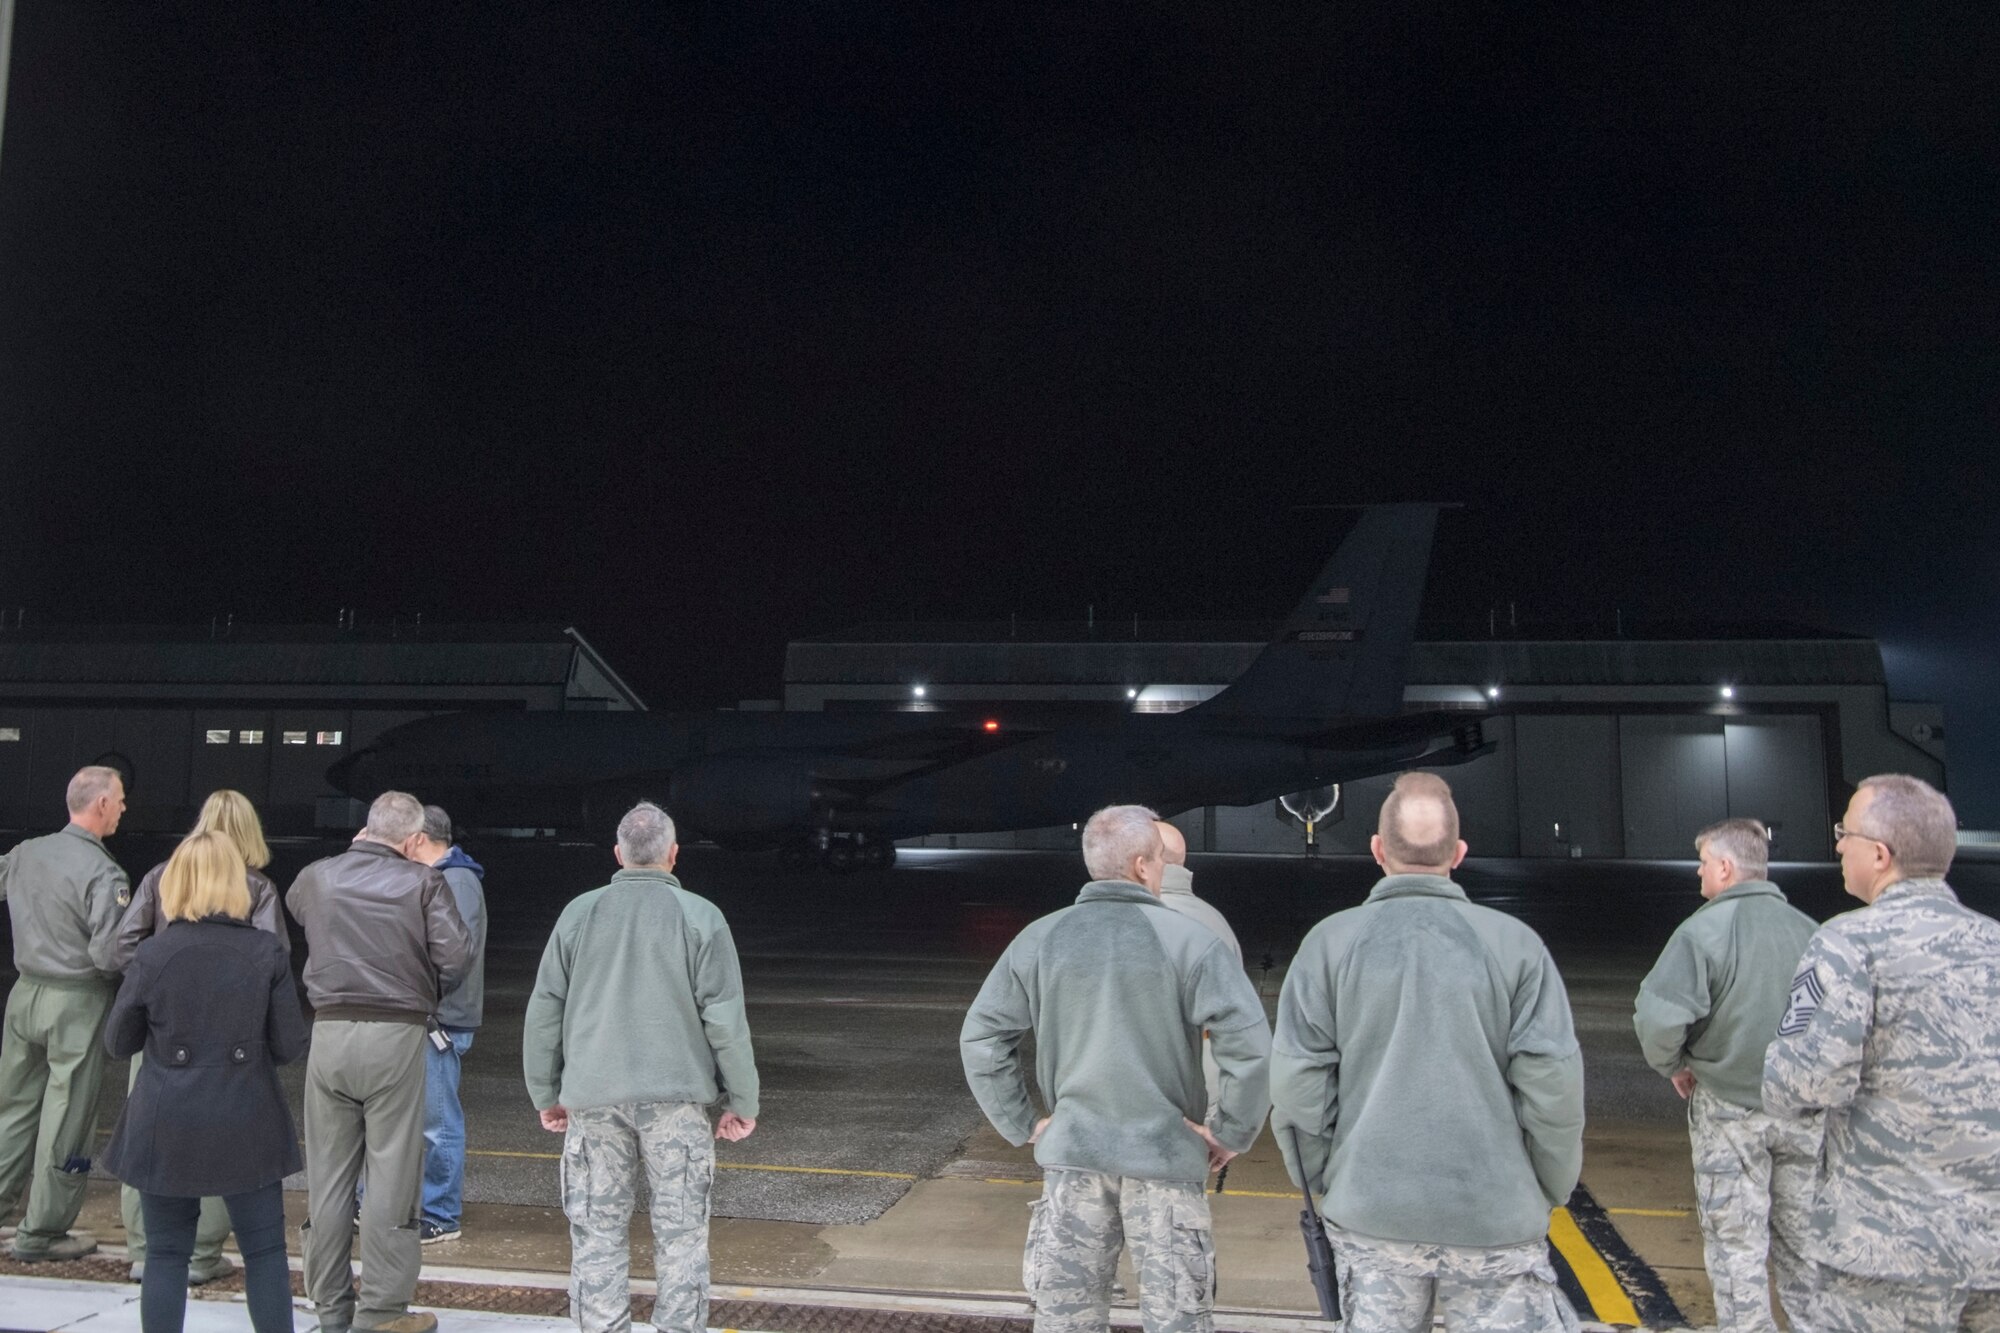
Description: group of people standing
2,763,1994,1333
964,770,1998,1333
0,773,489,1333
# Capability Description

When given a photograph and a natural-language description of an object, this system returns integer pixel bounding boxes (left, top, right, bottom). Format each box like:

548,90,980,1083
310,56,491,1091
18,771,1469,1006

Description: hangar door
1515,715,1623,858
1621,717,1729,858
1620,713,1829,860
1722,715,1830,860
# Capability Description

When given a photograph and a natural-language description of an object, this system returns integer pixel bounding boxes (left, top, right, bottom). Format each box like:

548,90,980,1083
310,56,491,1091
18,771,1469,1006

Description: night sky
2,5,1995,822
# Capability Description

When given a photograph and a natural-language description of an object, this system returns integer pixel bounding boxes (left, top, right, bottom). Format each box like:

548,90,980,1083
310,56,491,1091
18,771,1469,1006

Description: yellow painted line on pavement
1550,1206,1642,1327
718,1163,918,1181
1606,1207,1691,1218
466,1149,916,1181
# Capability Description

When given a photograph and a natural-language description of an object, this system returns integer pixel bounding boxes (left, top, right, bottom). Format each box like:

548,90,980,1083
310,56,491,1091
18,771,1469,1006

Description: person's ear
614,845,627,868
1369,834,1388,869
1450,839,1469,870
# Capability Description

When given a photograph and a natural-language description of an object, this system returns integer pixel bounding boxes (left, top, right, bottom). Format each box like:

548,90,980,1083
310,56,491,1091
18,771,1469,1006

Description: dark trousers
140,1183,292,1333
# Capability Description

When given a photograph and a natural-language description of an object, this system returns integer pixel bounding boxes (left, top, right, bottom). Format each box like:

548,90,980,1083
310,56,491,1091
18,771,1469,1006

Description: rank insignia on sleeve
1778,966,1825,1037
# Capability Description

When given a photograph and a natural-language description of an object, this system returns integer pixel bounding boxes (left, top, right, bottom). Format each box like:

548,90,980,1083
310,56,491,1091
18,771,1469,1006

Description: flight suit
0,824,129,1256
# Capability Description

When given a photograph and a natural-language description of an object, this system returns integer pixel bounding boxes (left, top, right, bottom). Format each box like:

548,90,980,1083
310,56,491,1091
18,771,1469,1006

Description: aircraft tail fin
1196,504,1440,720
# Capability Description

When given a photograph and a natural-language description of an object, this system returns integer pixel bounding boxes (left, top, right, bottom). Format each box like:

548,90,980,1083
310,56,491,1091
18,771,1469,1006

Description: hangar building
784,623,1946,861
0,624,642,835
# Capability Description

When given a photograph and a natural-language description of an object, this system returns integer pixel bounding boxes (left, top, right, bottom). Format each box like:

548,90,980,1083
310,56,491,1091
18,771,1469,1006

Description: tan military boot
355,1315,439,1333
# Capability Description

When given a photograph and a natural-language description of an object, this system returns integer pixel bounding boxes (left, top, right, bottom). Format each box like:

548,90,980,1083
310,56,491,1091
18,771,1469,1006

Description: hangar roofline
800,618,1870,645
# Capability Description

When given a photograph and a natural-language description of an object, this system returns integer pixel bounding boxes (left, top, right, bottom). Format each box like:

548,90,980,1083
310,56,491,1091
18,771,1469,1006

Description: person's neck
69,815,111,838
1857,870,1906,904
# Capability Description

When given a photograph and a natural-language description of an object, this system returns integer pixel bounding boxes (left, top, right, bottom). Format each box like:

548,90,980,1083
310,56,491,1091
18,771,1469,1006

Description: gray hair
1695,817,1770,878
1856,773,1957,878
363,790,425,843
617,801,677,867
66,765,124,814
421,804,454,845
1081,804,1162,881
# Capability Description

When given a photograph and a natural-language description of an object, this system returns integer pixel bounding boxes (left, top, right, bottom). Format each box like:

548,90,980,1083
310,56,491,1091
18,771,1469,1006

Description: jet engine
667,754,824,842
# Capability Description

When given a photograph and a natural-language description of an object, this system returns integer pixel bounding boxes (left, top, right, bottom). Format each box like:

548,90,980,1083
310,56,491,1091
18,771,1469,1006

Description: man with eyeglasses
1763,774,2000,1332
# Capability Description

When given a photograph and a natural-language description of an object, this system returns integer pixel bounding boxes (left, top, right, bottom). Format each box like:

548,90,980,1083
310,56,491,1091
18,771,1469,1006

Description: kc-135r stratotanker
330,505,1491,868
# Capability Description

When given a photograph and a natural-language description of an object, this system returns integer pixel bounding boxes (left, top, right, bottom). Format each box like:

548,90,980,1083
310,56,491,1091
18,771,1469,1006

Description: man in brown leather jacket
286,791,470,1333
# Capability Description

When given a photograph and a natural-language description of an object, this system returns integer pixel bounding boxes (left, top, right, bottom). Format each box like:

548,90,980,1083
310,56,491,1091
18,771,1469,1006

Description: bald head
1374,772,1465,874
1154,821,1187,866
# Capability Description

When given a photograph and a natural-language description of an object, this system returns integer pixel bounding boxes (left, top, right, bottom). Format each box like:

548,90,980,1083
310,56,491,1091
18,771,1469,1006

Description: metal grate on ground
0,1253,1038,1333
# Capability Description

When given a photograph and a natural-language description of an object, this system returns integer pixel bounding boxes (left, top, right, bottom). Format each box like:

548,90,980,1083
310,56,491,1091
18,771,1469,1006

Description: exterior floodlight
912,685,926,698
1486,686,1501,700
1719,685,1735,700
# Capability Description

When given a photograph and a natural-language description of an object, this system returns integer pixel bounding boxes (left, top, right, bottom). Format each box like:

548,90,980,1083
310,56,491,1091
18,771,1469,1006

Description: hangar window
239,730,265,745
205,729,231,744
0,727,19,742
316,731,344,746
282,731,309,745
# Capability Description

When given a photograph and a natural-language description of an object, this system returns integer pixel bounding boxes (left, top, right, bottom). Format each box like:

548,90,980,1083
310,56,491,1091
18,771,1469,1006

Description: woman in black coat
101,830,306,1333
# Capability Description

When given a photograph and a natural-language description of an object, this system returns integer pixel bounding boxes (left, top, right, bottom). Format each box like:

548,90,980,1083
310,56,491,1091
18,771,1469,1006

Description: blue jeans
140,1183,291,1333
421,1027,474,1229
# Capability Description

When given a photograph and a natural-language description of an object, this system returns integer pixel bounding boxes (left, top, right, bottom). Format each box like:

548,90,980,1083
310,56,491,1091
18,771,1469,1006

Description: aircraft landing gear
782,833,898,873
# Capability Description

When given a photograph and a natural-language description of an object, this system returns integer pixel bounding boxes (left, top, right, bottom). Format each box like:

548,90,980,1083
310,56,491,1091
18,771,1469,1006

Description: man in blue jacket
411,805,487,1245
962,803,1272,1333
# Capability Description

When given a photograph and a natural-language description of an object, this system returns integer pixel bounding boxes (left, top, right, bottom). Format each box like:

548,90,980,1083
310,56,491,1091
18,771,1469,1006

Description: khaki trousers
0,976,114,1248
300,1020,427,1330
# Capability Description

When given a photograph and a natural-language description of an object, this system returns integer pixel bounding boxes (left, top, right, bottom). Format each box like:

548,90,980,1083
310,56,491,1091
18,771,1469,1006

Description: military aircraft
329,505,1491,869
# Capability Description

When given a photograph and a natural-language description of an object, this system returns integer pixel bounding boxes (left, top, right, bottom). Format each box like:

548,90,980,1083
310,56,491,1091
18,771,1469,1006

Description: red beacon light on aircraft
983,719,1000,732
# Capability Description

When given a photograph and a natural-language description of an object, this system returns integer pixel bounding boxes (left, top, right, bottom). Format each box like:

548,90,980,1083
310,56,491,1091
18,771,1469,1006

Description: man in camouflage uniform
962,804,1272,1333
523,802,758,1333
0,766,129,1262
1634,817,1819,1331
1764,774,2000,1332
1272,773,1584,1332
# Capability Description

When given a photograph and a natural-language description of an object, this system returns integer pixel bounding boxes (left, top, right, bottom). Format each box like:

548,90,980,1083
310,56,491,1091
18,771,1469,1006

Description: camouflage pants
1023,1169,1215,1333
1800,1264,2000,1333
1689,1086,1821,1332
561,1101,715,1333
1325,1223,1580,1333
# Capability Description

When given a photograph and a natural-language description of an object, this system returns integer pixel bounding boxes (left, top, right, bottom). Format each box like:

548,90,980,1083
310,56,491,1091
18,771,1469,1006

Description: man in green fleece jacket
1270,772,1584,1332
961,804,1272,1333
1633,817,1818,1333
523,801,758,1333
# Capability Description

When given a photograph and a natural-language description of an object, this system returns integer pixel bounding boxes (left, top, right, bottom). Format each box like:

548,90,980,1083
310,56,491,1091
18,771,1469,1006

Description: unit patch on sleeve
1777,965,1825,1037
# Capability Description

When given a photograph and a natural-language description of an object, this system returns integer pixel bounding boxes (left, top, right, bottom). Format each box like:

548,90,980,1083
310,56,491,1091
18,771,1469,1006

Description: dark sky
2,5,1996,821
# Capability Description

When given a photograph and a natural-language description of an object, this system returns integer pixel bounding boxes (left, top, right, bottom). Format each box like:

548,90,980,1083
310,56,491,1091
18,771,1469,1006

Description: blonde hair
1378,771,1460,869
192,790,271,869
160,831,253,923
